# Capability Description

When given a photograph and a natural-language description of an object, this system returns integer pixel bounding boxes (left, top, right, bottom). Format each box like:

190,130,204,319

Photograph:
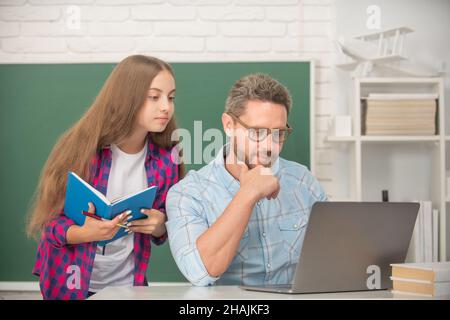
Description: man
166,73,327,286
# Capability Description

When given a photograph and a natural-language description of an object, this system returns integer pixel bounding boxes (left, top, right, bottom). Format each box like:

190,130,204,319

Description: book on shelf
362,98,437,136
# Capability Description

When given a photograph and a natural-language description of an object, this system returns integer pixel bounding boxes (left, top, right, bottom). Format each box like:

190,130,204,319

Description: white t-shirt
89,142,148,292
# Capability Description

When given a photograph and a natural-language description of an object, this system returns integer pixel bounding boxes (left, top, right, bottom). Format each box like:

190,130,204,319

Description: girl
27,55,184,300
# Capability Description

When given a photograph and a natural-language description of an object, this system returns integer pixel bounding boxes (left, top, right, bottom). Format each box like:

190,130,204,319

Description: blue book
63,172,157,246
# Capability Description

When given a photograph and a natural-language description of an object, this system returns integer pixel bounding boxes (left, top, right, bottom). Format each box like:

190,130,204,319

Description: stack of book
363,93,437,135
390,262,450,297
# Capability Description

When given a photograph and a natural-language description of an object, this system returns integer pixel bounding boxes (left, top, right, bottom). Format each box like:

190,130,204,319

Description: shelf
446,136,450,141
327,136,356,142
360,93,439,100
327,135,441,142
361,135,440,142
358,77,442,84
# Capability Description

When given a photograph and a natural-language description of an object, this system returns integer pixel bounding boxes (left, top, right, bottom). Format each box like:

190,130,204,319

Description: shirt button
293,224,299,229
262,232,266,237
267,263,271,269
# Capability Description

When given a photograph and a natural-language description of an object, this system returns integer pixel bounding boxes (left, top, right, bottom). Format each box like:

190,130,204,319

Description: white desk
89,284,445,300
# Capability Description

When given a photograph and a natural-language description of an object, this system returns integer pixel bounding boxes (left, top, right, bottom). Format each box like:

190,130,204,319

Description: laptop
240,201,419,294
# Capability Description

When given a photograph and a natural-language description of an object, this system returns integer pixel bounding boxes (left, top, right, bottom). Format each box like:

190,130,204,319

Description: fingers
133,209,162,224
140,208,158,216
273,181,281,198
266,191,278,200
128,225,155,234
238,163,249,180
124,210,133,221
273,189,280,199
119,210,132,224
110,213,124,227
128,219,156,227
88,202,96,214
111,210,131,224
128,221,158,230
127,211,159,227
127,209,165,234
266,182,281,200
86,208,133,241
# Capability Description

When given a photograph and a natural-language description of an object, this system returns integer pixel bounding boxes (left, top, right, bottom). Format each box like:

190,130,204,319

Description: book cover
390,276,450,297
391,262,450,282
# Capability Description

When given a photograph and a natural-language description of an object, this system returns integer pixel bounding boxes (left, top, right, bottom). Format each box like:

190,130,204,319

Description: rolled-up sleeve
46,214,75,248
165,185,219,286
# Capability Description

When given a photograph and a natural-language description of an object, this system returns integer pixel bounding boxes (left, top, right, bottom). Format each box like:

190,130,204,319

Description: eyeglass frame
226,112,293,143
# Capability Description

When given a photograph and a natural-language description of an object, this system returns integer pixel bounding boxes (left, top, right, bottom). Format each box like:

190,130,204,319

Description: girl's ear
222,113,234,137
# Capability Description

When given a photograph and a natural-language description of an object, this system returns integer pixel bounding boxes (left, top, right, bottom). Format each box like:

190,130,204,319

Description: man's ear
222,113,234,137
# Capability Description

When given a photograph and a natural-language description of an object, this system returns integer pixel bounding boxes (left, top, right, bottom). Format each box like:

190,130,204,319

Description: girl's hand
81,202,130,242
127,209,167,237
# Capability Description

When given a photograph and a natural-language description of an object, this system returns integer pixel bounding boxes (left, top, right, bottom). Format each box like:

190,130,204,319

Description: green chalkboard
0,61,311,282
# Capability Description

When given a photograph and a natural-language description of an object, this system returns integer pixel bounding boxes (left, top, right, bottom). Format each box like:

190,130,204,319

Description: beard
232,137,275,169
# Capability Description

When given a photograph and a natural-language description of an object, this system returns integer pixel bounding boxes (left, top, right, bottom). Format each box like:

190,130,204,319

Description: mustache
231,137,276,166
250,150,272,159
248,150,274,167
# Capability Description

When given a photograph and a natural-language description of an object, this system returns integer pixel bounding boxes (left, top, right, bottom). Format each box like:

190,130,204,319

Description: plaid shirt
166,146,327,286
32,137,179,300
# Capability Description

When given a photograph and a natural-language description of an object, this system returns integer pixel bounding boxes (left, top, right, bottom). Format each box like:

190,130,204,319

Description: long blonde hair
27,55,184,239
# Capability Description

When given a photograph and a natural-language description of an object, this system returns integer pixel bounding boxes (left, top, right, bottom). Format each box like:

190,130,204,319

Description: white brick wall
0,0,336,197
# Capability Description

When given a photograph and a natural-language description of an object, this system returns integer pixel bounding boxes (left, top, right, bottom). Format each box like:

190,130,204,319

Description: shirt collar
213,145,240,195
145,134,158,162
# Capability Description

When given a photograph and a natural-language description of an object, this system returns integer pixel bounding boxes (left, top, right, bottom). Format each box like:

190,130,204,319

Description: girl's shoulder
147,140,181,185
147,139,179,167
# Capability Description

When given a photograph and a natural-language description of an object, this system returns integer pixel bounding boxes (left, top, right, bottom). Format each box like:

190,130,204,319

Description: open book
63,172,157,246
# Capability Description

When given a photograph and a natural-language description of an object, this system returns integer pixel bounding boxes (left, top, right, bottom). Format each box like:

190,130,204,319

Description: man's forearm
196,188,258,277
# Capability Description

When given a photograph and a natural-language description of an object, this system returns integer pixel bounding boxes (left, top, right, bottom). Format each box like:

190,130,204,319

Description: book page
71,172,110,205
111,186,155,205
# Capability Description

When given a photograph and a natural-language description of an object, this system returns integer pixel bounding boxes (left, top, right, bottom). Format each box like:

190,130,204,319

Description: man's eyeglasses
226,112,293,143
